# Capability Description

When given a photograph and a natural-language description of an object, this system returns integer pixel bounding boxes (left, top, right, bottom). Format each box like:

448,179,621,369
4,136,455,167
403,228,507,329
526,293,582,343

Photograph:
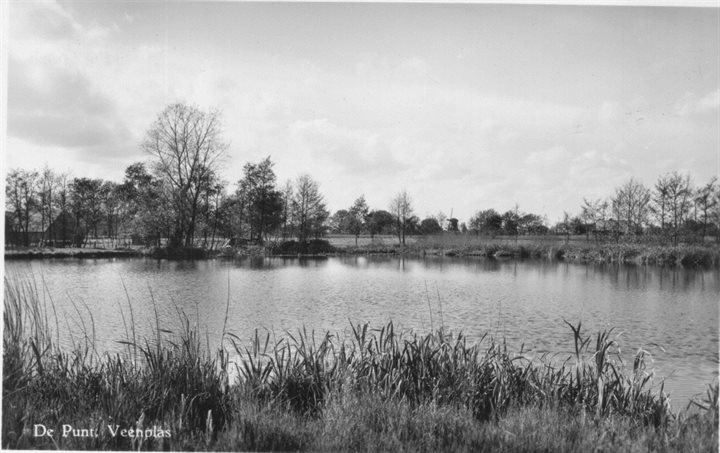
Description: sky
4,1,719,224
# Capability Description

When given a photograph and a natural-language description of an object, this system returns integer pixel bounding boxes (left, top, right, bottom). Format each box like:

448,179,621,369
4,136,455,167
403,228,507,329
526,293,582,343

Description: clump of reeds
230,319,674,426
351,234,720,267
2,276,230,450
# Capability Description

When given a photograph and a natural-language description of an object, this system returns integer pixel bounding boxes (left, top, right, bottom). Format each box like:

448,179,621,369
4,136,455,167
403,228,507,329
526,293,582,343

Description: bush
150,246,208,259
270,239,336,255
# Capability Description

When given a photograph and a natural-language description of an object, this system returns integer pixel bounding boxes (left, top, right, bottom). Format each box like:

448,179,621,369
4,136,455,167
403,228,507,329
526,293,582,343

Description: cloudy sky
5,1,719,223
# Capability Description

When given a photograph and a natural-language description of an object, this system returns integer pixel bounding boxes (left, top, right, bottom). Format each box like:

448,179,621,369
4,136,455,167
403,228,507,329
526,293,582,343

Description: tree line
561,175,719,245
5,104,328,249
5,103,720,248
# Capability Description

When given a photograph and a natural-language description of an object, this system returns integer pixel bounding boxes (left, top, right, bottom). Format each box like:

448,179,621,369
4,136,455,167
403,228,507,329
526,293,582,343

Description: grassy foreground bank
3,278,718,451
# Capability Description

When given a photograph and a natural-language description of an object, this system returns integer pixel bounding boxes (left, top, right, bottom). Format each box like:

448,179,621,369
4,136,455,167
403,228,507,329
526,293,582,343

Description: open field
325,234,418,247
3,276,717,451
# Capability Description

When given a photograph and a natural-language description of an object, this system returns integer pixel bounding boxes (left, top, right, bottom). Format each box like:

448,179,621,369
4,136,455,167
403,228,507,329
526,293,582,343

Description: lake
5,256,719,408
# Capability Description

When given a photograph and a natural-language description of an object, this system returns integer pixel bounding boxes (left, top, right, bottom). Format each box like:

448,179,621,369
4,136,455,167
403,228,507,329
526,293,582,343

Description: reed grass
343,234,720,267
227,320,676,427
3,276,718,451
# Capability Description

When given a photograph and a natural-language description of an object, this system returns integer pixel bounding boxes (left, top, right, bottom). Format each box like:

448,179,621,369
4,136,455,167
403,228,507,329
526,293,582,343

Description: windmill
448,208,459,233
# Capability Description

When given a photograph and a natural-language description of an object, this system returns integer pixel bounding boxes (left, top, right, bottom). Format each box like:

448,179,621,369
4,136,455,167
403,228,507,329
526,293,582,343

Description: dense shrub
270,239,337,255
149,246,209,259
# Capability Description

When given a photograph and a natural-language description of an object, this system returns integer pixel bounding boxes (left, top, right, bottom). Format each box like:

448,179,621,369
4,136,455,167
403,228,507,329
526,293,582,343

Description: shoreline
4,247,144,260
5,240,720,267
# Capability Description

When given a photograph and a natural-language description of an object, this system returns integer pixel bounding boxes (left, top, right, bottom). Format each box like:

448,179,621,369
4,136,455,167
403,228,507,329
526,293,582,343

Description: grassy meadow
2,276,718,451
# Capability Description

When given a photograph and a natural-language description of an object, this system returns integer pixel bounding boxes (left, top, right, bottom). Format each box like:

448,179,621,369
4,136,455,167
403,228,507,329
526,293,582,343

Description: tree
694,177,717,242
469,209,502,236
405,215,421,235
468,211,483,235
5,169,38,247
389,189,414,245
435,211,447,230
53,172,72,246
230,181,249,241
581,198,610,243
367,210,395,238
611,178,651,238
347,195,370,246
292,174,328,243
198,175,226,249
501,209,519,237
329,209,350,233
581,198,598,241
518,212,547,235
660,172,693,245
70,177,104,246
709,186,720,242
142,103,228,248
558,211,572,244
420,217,443,235
569,216,587,235
280,180,295,241
100,181,120,242
216,193,243,244
652,174,672,233
37,165,58,247
119,162,169,246
237,157,283,244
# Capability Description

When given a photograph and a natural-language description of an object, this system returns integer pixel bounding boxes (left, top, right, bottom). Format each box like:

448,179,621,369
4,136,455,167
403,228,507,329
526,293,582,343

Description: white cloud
288,118,403,176
396,57,429,80
696,89,720,113
525,146,569,165
676,89,720,116
598,101,621,123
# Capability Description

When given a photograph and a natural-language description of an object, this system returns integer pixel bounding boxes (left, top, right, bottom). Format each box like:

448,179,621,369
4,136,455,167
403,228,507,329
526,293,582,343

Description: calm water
5,256,719,407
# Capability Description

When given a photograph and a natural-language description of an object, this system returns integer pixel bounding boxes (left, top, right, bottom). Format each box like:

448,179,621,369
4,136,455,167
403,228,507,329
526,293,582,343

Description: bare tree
581,198,603,242
436,211,447,231
38,165,57,246
611,178,651,238
53,172,72,246
694,177,717,242
280,179,295,241
389,189,414,245
142,103,228,248
710,186,720,242
652,174,672,232
662,172,693,245
100,181,120,245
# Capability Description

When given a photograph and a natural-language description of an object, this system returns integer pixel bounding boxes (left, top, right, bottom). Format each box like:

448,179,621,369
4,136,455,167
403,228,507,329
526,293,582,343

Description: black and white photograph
2,1,719,451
